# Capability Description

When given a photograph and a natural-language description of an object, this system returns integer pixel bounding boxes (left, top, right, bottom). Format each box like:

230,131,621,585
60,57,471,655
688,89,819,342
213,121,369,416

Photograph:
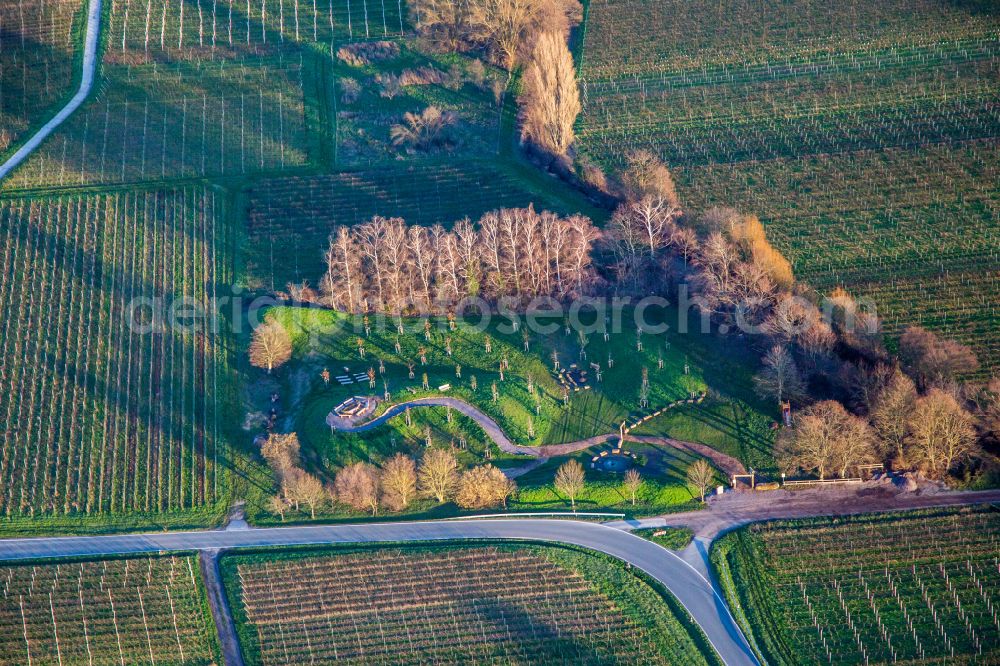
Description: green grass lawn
242,304,772,523
631,398,776,473
510,442,703,515
265,305,719,447
633,527,696,550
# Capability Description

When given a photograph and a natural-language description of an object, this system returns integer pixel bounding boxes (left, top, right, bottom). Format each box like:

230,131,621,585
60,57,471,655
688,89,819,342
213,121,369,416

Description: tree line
259,432,727,518
317,208,598,313
261,433,517,517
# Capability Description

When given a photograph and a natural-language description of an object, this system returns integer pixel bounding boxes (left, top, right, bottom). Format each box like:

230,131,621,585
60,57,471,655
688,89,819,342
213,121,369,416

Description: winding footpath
0,0,103,181
327,396,748,476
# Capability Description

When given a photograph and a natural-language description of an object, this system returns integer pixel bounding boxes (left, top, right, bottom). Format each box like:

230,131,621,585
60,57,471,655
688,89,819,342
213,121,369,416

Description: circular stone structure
591,448,638,473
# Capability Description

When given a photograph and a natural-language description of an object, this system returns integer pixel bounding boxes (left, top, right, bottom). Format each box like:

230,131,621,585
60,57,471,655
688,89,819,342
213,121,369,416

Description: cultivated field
0,188,232,519
0,0,84,152
680,142,1000,365
2,57,313,190
713,507,1000,665
577,0,1000,371
0,554,218,665
223,544,718,665
104,0,405,63
243,163,600,290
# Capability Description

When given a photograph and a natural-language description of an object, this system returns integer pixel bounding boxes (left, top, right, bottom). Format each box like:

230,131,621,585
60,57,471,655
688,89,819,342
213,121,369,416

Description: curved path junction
327,396,748,477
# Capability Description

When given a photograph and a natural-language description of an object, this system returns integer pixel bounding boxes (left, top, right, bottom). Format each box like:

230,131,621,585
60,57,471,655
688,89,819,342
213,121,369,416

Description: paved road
0,519,759,666
0,0,103,181
328,396,747,474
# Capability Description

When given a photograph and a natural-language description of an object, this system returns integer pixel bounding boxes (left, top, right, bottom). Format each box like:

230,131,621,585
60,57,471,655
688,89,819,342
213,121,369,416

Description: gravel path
200,550,245,666
611,483,1000,541
327,396,747,475
0,0,103,181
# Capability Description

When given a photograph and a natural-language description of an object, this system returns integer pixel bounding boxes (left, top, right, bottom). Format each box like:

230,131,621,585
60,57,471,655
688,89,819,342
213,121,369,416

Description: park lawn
249,416,705,523
631,398,777,474
239,304,770,522
262,307,706,445
263,304,767,449
511,445,701,516
298,392,518,470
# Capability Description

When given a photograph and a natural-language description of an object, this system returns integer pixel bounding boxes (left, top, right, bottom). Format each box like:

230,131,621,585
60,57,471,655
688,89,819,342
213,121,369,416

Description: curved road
328,396,747,475
0,519,759,666
0,0,103,181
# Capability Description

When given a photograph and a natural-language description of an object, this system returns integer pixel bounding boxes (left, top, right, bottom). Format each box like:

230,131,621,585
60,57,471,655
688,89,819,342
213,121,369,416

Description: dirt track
612,481,1000,540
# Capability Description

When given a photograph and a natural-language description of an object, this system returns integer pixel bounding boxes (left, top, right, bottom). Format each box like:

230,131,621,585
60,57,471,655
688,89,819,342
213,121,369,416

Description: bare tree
763,295,819,346
268,494,288,521
904,389,978,479
519,31,580,154
686,459,715,502
622,468,642,506
334,462,381,515
620,150,679,206
672,226,699,269
754,345,806,405
313,210,598,312
976,378,1000,450
408,0,486,51
729,215,793,291
825,287,885,358
260,432,301,479
381,453,418,510
410,0,579,69
480,0,545,70
565,214,599,296
356,217,390,310
249,316,292,373
776,401,877,480
554,459,585,509
870,369,917,463
390,106,456,151
322,227,362,311
419,447,459,503
691,231,777,320
455,464,515,509
611,195,679,258
494,472,517,508
899,327,980,389
407,225,436,310
284,470,326,518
